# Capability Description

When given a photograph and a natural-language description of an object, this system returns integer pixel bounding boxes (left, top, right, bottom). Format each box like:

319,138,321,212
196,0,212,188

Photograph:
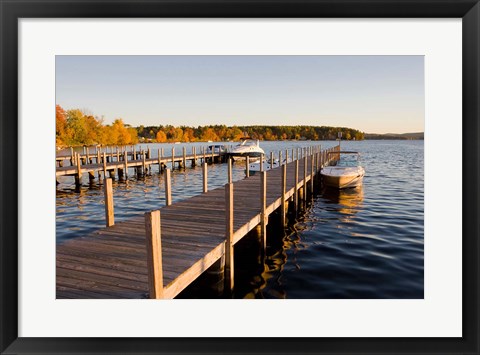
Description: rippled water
57,140,424,299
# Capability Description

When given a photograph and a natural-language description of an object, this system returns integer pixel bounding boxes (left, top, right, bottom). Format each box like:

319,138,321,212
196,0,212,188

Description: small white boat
321,151,365,189
229,137,265,161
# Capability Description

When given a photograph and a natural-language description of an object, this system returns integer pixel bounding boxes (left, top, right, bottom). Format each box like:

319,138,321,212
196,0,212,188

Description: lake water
56,140,424,299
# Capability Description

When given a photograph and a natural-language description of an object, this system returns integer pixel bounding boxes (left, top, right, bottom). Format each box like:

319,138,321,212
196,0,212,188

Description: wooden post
279,151,282,166
228,157,232,183
86,147,90,164
211,145,214,163
75,153,82,186
304,155,308,198
171,147,175,170
158,149,162,171
270,152,274,168
225,183,234,291
142,150,146,175
193,146,197,167
97,150,101,165
245,156,250,178
133,146,136,161
291,148,295,162
261,170,267,251
260,154,264,172
281,163,287,227
294,159,299,210
202,162,208,193
147,147,151,159
164,168,172,206
144,210,164,299
104,178,114,227
311,154,315,193
285,150,289,165
203,146,206,162
182,147,186,169
70,147,74,166
123,151,128,178
103,152,107,179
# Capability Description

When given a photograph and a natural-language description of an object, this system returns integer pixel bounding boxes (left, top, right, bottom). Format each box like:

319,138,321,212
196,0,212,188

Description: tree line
139,124,364,143
56,105,365,147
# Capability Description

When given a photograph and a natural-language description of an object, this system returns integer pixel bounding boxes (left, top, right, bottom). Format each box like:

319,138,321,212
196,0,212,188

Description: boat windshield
239,140,257,146
333,154,360,167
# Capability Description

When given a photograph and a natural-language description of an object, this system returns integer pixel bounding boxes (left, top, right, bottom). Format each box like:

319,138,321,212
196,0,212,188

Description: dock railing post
294,159,299,211
203,146,206,163
123,151,128,178
281,164,287,227
270,152,274,168
225,183,234,292
260,154,264,172
144,210,164,299
103,152,108,180
311,153,315,193
164,168,172,206
171,147,175,170
245,156,250,178
193,146,197,166
142,150,146,175
183,147,186,169
228,157,232,184
104,178,114,227
285,150,289,164
157,149,162,171
75,152,82,186
304,155,308,200
261,170,267,252
202,162,208,193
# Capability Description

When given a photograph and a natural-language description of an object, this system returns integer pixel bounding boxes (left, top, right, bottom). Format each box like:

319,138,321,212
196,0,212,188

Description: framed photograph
1,0,479,354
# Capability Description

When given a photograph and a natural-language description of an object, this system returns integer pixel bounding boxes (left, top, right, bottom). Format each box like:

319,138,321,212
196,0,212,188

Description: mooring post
164,168,172,206
311,154,315,193
183,147,186,169
211,146,214,163
133,146,136,161
193,146,197,166
245,156,250,178
285,149,289,164
295,159,299,210
123,151,128,178
142,150,146,175
225,182,234,292
281,163,287,227
228,157,232,184
171,147,175,170
260,153,264,172
279,151,282,166
261,170,267,252
70,147,74,166
202,162,208,193
86,147,90,164
75,153,82,186
304,155,308,198
157,149,162,171
103,152,107,180
104,178,114,227
203,146,206,163
147,147,151,159
144,210,164,299
270,151,274,168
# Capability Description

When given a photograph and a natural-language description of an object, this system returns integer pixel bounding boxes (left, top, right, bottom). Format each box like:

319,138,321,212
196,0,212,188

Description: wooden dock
56,145,340,299
56,145,226,185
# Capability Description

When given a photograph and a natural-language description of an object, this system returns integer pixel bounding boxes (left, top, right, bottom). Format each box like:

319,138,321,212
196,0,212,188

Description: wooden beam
245,156,250,178
261,170,267,251
202,162,208,193
104,178,114,227
144,210,164,299
281,163,287,227
225,183,234,291
164,168,172,206
228,157,232,184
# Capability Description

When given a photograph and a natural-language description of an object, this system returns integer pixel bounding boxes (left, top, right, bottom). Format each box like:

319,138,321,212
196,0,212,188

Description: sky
56,56,424,134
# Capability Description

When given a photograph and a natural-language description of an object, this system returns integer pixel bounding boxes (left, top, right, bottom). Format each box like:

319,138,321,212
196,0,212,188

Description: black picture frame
1,1,479,354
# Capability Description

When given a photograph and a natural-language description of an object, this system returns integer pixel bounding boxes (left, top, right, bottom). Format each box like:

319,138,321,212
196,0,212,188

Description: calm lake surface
56,140,424,299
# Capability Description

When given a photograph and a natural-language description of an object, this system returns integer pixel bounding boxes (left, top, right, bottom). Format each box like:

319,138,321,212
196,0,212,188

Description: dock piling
261,170,267,251
202,162,208,193
225,183,234,292
104,178,114,227
164,168,172,206
144,210,164,299
245,156,250,178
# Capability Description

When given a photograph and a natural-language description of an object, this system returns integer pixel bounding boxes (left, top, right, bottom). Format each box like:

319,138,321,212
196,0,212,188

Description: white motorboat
245,156,293,175
228,137,265,161
321,151,365,189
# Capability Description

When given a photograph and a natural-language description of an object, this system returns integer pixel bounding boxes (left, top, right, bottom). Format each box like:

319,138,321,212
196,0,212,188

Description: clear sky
56,55,424,134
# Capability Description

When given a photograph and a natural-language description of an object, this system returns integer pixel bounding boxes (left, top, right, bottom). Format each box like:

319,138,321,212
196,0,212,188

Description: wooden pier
56,144,340,299
56,145,227,185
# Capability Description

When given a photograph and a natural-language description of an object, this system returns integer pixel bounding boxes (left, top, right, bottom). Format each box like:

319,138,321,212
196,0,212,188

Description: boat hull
229,152,263,161
322,174,363,189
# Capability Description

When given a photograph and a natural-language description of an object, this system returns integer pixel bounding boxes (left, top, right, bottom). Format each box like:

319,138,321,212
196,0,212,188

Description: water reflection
321,185,364,221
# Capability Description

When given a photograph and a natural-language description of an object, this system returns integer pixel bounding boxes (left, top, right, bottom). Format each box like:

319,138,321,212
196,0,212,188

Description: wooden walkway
56,145,340,299
56,145,226,184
